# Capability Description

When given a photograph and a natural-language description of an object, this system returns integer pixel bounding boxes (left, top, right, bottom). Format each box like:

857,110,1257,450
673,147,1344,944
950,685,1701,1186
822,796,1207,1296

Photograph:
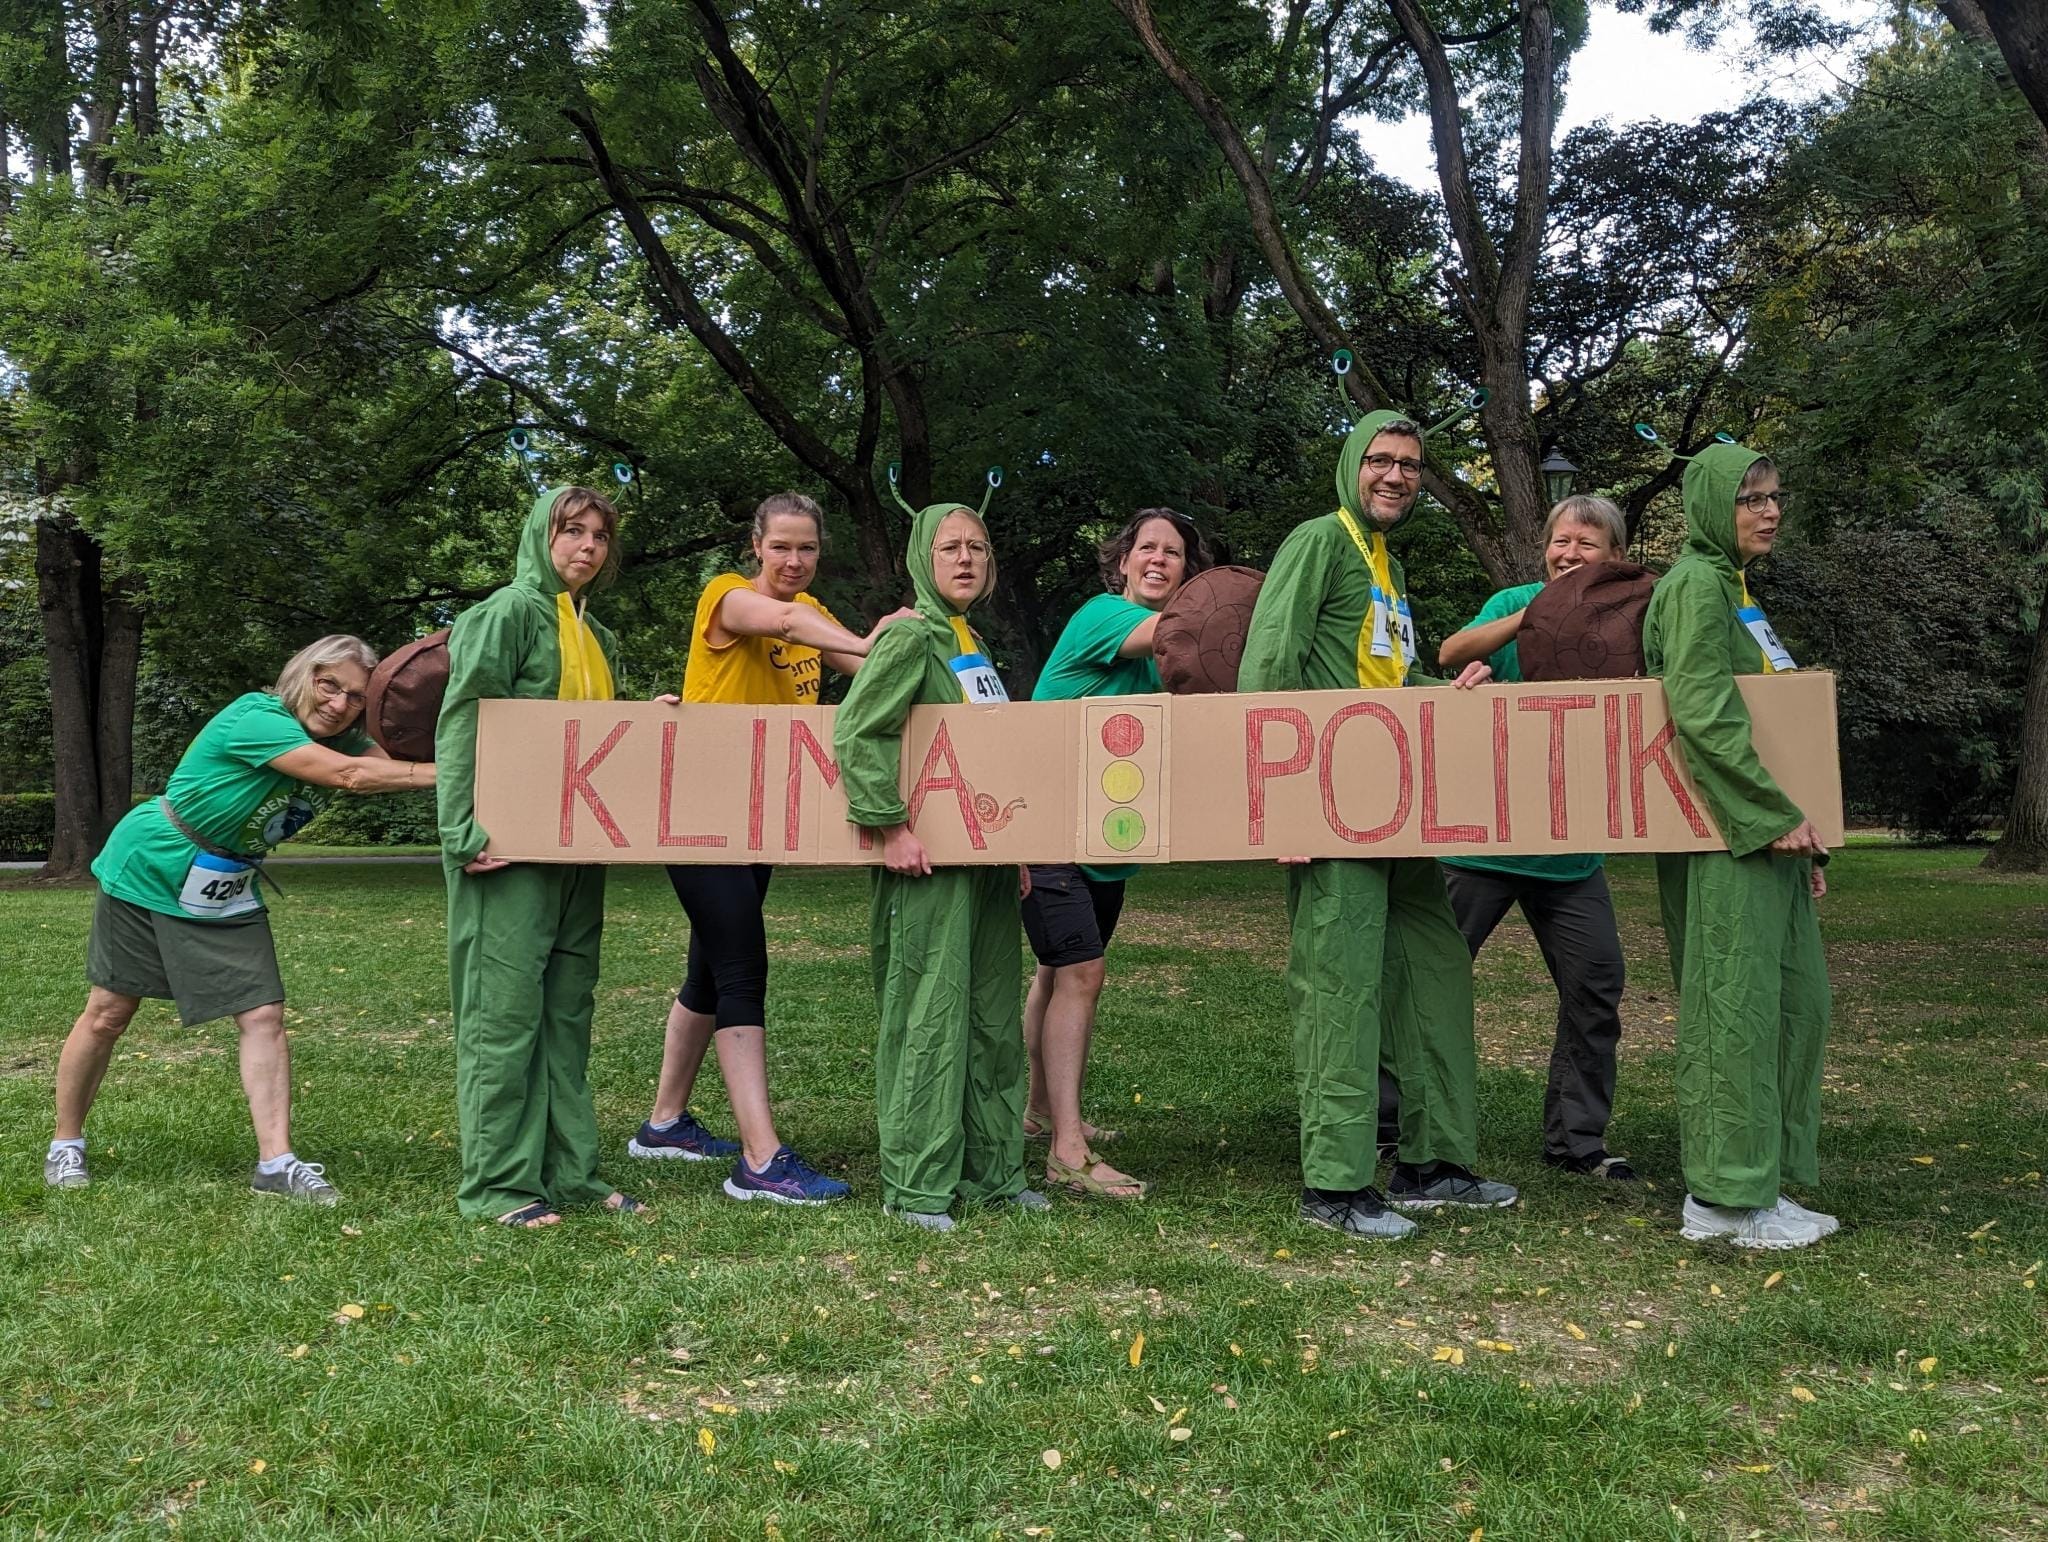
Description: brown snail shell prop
1514,561,1657,681
1153,565,1268,694
364,628,451,762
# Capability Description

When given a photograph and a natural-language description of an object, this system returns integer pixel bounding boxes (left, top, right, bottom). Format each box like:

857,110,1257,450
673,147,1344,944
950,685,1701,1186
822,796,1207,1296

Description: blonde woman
46,634,433,1203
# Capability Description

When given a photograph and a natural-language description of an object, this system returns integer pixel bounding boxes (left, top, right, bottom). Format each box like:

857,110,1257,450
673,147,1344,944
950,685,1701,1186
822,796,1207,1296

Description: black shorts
1020,865,1127,968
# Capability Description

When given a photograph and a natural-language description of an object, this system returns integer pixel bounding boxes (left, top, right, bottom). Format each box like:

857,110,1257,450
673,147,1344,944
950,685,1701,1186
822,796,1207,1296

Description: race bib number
951,653,1010,704
178,851,261,918
1368,590,1414,662
1737,605,1797,672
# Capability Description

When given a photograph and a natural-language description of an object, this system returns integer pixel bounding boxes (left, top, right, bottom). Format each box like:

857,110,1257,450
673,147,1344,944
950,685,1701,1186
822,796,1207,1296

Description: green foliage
0,790,55,858
294,789,440,848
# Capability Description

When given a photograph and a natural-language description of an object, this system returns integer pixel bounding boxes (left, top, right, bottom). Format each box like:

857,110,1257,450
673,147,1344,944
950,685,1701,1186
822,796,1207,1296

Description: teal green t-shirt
1033,592,1162,882
1439,582,1605,885
92,692,372,919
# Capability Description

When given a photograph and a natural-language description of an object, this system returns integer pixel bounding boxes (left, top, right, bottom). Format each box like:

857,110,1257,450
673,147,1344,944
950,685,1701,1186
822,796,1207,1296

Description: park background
2,1,2046,1537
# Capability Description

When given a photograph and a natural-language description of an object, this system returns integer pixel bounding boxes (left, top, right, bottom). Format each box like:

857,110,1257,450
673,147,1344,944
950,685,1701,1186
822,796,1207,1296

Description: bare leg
53,988,142,1140
649,998,715,1125
709,1025,783,1170
1023,963,1055,1133
1041,961,1137,1192
234,1000,292,1161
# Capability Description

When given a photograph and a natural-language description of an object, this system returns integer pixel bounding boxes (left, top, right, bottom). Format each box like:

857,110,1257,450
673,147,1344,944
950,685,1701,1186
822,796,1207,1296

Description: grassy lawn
2,850,2043,1539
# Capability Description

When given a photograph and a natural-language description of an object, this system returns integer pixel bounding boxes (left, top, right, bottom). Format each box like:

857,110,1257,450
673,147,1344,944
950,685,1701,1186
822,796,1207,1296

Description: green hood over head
1335,410,1424,534
1680,441,1766,572
907,499,994,624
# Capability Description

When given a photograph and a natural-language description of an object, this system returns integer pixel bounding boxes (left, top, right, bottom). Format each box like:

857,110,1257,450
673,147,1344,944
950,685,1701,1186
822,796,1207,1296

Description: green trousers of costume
1656,850,1829,1209
870,865,1026,1214
448,861,612,1218
1287,856,1479,1190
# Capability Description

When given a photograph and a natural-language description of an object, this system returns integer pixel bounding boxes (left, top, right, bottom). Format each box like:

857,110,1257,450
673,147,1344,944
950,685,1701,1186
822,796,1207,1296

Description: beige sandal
1024,1116,1119,1146
1046,1152,1147,1201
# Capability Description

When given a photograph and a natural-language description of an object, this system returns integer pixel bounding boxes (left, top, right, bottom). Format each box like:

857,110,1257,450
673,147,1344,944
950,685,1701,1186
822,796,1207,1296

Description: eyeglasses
935,540,992,560
313,676,367,710
1363,453,1424,480
1734,490,1790,512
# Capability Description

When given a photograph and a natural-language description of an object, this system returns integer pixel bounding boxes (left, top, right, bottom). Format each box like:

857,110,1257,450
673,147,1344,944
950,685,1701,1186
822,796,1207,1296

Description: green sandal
1045,1153,1147,1201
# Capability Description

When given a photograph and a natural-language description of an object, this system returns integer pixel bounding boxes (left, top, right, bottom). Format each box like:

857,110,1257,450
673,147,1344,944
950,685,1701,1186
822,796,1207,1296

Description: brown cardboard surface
474,672,1842,864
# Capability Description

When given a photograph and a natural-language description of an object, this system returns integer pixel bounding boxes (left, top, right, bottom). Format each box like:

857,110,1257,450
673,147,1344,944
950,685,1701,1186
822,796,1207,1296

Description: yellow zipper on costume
555,591,616,701
1334,508,1411,689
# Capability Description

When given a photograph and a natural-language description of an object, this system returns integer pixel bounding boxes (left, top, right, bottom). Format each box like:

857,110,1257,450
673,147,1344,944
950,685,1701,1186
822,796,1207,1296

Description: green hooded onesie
1643,442,1830,1210
1238,410,1481,1192
438,486,623,1220
832,500,1027,1217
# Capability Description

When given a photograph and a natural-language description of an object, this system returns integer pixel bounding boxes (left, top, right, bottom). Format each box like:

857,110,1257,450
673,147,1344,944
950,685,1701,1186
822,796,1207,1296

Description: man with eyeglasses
1239,410,1518,1239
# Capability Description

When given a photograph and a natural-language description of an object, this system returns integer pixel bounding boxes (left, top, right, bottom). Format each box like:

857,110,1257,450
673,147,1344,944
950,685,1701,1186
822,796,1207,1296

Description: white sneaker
44,1146,89,1189
1679,1194,1827,1250
1775,1195,1839,1236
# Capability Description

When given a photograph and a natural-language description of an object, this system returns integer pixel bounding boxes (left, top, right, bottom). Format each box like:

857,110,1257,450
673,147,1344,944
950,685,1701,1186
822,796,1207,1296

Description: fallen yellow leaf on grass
707,1402,740,1415
1910,1156,1935,1166
1042,1449,1062,1470
1763,1271,1784,1289
1168,1427,1191,1442
1665,1342,1678,1359
1327,1429,1350,1441
1167,1406,1188,1426
697,1428,716,1457
969,1374,985,1385
1127,1332,1147,1369
1470,1530,1484,1542
1735,1463,1773,1474
765,1520,784,1541
1148,1395,1167,1413
1475,1340,1516,1354
286,1344,309,1360
1908,1429,1928,1445
1917,1357,1938,1375
1432,1346,1465,1366
1273,1248,1291,1260
1789,1386,1817,1403
773,1459,797,1475
1623,1319,1646,1330
248,1460,267,1475
1709,1284,1724,1297
1229,1343,1242,1357
335,1303,365,1321
1393,1317,1419,1329
1564,1323,1587,1340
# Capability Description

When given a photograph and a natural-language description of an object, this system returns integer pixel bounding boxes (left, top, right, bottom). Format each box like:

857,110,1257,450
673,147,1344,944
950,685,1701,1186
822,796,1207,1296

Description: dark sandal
497,1202,560,1228
605,1192,648,1214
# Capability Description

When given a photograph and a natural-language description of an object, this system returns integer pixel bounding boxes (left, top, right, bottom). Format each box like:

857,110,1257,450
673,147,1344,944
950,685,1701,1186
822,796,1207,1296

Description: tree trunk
36,515,138,881
1984,615,2048,871
1968,1,2048,130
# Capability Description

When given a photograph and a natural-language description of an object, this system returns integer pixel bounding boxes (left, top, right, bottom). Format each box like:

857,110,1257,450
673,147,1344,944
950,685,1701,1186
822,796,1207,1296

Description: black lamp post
1539,449,1579,506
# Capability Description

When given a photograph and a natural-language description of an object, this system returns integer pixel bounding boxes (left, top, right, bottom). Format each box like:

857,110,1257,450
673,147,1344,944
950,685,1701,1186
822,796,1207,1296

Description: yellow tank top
681,572,844,704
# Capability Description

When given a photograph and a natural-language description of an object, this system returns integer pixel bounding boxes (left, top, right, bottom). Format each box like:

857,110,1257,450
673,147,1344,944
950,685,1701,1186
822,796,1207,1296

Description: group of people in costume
42,406,1836,1250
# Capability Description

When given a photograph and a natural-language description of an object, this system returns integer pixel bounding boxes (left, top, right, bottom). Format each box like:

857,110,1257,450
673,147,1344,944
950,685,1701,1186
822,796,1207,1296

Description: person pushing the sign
628,491,916,1206
45,636,432,1203
437,485,643,1228
1238,393,1516,1238
1642,436,1835,1249
833,471,1043,1232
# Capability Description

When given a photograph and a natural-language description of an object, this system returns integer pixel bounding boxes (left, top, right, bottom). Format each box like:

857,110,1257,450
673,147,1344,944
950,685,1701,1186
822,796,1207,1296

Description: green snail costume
833,494,1027,1216
1238,408,1481,1191
1643,440,1830,1210
437,486,622,1219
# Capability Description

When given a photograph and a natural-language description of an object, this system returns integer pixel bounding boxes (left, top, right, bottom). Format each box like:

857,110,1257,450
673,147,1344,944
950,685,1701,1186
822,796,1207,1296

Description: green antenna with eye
1330,349,1358,427
1636,423,1739,464
978,466,1003,518
885,461,918,518
1428,388,1489,436
507,428,543,491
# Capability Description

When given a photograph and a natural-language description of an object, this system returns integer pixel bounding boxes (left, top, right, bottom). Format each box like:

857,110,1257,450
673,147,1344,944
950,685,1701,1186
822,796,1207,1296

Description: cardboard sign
472,673,1843,864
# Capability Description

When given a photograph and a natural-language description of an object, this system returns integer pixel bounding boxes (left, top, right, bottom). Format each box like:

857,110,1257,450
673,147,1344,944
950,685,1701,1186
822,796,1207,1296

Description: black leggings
666,863,774,1030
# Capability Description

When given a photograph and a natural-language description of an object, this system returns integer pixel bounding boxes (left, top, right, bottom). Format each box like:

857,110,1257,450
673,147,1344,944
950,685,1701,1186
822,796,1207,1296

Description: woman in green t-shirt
46,635,434,1204
1024,508,1211,1201
1422,494,1639,1182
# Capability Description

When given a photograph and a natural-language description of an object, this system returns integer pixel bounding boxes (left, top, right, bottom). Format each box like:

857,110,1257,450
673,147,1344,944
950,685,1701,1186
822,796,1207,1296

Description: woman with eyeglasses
45,635,434,1204
437,484,640,1229
1643,443,1835,1250
1021,508,1212,1201
833,484,1041,1232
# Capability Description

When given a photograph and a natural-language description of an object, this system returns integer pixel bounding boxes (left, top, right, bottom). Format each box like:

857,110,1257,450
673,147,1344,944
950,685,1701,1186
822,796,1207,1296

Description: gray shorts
86,889,285,1026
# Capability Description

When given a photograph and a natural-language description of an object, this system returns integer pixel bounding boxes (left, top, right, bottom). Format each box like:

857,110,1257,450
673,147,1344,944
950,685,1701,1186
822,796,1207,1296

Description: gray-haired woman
1415,495,1638,1181
45,634,434,1203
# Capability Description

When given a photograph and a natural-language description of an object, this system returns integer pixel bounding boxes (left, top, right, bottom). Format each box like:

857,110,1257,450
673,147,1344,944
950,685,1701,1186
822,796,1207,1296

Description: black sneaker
1544,1150,1639,1182
1299,1187,1418,1239
1388,1162,1519,1210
